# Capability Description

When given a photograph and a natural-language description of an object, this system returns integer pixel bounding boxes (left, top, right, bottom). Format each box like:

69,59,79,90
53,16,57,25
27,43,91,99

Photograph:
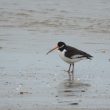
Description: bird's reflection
57,78,90,97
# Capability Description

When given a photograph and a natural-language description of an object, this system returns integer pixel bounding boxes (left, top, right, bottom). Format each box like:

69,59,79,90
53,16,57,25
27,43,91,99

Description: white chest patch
58,49,72,64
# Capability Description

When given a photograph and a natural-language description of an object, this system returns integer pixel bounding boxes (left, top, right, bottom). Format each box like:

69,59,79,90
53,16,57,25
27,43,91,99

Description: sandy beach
0,0,110,109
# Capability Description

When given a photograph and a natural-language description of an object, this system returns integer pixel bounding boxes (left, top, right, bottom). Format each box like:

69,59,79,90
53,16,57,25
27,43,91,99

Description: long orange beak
47,46,59,55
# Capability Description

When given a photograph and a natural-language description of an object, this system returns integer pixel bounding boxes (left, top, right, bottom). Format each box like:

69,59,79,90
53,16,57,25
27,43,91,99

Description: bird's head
47,41,66,55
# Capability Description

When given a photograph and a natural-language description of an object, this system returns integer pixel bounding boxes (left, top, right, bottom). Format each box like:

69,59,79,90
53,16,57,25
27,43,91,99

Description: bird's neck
58,49,66,55
58,46,66,51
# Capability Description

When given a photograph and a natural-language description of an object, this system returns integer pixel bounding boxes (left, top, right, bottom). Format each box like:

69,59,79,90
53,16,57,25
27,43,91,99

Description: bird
47,41,93,80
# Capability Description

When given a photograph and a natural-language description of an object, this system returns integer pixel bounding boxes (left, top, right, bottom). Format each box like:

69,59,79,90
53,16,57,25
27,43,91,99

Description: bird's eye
60,45,64,48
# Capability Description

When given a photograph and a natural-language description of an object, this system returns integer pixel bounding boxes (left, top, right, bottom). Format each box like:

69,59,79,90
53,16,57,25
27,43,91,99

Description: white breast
58,50,86,64
58,49,73,64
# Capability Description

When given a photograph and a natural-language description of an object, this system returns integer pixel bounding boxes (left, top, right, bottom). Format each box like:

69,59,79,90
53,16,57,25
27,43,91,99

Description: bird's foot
70,71,73,73
71,76,74,80
69,76,74,81
64,70,74,80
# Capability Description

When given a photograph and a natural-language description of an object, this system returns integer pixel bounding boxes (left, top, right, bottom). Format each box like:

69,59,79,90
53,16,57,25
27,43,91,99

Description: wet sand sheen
0,0,110,109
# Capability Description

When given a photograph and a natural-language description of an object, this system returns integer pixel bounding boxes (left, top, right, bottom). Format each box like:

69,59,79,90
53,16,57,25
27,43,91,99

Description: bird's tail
87,54,93,60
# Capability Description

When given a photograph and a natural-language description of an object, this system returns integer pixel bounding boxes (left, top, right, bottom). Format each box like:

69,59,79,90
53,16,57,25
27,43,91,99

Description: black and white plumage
47,41,93,80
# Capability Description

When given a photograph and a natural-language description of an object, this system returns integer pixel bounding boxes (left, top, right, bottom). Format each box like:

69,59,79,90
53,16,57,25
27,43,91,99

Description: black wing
65,45,93,59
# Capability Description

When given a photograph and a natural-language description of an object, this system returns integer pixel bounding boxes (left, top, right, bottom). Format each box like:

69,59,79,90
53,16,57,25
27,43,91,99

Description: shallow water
0,0,110,109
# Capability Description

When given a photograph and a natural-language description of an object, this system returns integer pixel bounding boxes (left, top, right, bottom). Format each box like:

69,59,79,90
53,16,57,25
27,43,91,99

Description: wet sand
0,0,110,109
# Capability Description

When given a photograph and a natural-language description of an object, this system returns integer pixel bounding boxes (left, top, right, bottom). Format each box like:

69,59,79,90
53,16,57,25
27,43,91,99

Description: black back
65,45,93,59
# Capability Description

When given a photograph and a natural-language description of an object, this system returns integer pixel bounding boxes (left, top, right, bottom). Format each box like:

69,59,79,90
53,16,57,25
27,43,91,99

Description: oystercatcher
47,41,93,80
